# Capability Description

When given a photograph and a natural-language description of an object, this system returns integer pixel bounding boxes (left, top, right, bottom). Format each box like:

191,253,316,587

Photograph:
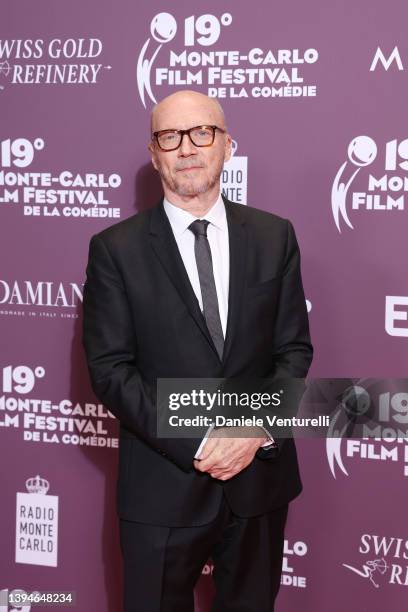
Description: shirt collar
163,192,227,237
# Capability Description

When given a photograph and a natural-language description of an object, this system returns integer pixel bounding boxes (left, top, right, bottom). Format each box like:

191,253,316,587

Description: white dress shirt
163,193,229,337
163,193,275,459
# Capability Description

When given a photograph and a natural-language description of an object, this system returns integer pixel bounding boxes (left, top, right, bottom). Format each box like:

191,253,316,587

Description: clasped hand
193,426,268,481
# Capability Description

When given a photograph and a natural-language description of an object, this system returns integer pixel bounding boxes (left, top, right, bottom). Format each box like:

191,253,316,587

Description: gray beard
158,160,223,197
173,176,217,196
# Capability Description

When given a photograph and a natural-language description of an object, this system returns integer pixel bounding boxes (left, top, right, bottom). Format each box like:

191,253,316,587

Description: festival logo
325,380,408,478
0,364,118,448
0,38,111,88
0,137,122,219
15,475,58,567
136,12,319,107
331,136,407,232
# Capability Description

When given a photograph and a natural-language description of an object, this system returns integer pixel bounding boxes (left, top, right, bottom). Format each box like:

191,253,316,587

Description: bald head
148,90,232,207
150,90,226,135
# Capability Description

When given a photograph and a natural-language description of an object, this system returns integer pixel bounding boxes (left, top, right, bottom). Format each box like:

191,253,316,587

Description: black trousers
119,493,288,612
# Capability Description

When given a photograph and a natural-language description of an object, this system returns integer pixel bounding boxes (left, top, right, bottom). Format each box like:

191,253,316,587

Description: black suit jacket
82,197,313,526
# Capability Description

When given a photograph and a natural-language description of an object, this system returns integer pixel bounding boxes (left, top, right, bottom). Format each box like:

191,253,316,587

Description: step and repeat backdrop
1,1,407,610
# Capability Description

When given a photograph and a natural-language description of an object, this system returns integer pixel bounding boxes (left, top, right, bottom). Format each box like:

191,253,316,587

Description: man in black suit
82,90,313,612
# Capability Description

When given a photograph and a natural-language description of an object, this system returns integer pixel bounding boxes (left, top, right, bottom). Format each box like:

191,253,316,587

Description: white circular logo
150,13,177,44
347,136,377,167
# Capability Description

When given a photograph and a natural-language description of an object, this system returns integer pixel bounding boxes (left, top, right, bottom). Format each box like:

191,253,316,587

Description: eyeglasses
152,125,226,152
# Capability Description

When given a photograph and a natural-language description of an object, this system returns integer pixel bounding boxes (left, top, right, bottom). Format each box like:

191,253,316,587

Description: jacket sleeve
256,219,313,459
81,234,198,472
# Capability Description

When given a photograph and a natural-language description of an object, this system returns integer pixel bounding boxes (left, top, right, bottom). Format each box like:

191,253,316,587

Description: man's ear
224,133,232,163
148,142,159,171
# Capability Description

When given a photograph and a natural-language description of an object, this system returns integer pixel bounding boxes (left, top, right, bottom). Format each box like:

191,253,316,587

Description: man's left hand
193,426,268,480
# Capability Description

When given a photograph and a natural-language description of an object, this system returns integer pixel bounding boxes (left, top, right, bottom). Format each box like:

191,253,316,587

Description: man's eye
162,133,177,141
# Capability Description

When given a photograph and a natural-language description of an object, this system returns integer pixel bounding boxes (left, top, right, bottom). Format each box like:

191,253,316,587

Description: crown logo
26,475,49,495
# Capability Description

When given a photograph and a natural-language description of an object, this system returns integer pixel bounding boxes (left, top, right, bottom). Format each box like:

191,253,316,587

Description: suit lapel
149,200,221,360
222,196,247,364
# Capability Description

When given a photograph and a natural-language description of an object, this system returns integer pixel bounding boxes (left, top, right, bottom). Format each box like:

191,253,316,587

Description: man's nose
178,132,197,156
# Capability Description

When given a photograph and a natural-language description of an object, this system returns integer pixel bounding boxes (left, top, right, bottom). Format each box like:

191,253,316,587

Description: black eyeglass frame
152,125,226,152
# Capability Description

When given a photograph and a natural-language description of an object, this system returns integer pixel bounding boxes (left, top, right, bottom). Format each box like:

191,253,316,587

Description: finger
198,440,253,472
200,438,241,465
209,459,244,478
195,450,227,472
197,455,223,472
196,437,221,462
209,468,230,478
211,458,250,479
210,470,236,481
200,449,245,473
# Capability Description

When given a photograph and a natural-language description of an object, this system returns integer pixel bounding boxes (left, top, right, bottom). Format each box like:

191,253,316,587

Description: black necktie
188,219,224,360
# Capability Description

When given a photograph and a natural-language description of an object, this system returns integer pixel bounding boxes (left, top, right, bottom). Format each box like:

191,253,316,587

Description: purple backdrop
1,1,407,610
